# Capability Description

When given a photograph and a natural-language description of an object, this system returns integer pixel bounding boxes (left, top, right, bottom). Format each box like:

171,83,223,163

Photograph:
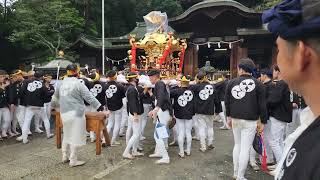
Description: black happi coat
190,82,221,115
0,87,9,108
154,80,171,112
277,116,320,180
126,84,144,116
8,80,25,106
268,80,292,123
170,87,194,120
139,85,154,105
291,92,307,109
20,79,49,107
225,75,267,123
105,81,125,111
78,77,92,106
43,83,55,103
215,80,229,102
264,80,273,120
89,81,107,106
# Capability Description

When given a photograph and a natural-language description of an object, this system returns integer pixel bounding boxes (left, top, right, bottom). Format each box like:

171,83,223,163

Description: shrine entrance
198,45,231,71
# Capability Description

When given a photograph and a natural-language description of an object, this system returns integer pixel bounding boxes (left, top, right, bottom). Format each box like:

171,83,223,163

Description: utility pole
4,0,7,22
102,0,105,75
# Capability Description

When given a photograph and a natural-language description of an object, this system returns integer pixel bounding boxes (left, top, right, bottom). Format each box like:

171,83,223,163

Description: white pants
62,142,81,164
107,109,122,144
34,115,42,130
35,102,51,129
22,106,51,143
44,102,51,120
153,109,170,160
0,107,11,135
219,101,228,128
197,114,214,149
192,115,199,139
176,119,193,154
249,146,257,165
263,121,274,164
119,98,128,135
232,119,257,180
286,109,300,137
123,114,141,155
11,105,26,133
140,104,151,137
126,115,132,145
172,125,178,142
269,117,286,163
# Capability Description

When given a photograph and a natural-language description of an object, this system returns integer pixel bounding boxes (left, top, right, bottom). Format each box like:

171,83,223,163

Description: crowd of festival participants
0,57,305,177
0,0,318,179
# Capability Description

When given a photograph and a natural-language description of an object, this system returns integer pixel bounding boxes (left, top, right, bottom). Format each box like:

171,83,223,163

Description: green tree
255,0,282,11
9,0,85,58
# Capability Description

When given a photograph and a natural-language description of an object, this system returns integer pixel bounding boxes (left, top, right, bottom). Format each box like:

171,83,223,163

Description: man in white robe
51,64,106,167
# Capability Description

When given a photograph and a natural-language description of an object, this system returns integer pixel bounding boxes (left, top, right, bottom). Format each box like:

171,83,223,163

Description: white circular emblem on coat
204,85,214,95
286,148,297,168
199,89,209,100
33,81,43,89
93,84,103,94
105,89,113,98
108,85,117,94
231,85,246,99
177,96,187,107
183,90,193,102
239,79,256,93
27,83,36,92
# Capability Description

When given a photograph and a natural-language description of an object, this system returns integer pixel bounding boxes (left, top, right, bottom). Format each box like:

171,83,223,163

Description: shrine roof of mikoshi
70,22,193,50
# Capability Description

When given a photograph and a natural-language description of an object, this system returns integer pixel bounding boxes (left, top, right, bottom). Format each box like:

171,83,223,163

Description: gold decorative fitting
58,50,64,58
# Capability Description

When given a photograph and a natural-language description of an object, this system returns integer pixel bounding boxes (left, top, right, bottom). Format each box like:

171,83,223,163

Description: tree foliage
9,0,85,57
69,0,182,37
255,0,282,11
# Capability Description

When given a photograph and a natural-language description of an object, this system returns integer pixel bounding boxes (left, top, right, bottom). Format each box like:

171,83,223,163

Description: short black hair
34,71,43,78
0,70,7,76
147,69,160,77
107,70,117,78
261,68,273,78
88,73,97,80
66,64,78,71
273,65,280,72
238,58,256,73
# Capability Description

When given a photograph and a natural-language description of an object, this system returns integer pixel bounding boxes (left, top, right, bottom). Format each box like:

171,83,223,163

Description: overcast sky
0,0,15,6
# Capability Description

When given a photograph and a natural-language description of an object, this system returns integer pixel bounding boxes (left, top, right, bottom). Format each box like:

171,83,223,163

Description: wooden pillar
230,43,247,78
192,44,199,76
183,44,198,76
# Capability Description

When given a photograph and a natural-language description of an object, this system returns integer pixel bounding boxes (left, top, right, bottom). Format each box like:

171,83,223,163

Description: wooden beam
230,42,247,78
183,44,198,76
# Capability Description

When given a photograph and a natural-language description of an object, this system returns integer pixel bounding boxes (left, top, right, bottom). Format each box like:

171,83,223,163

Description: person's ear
295,41,311,72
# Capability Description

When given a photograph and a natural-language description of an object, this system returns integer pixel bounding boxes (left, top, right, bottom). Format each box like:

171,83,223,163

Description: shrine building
70,0,276,77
